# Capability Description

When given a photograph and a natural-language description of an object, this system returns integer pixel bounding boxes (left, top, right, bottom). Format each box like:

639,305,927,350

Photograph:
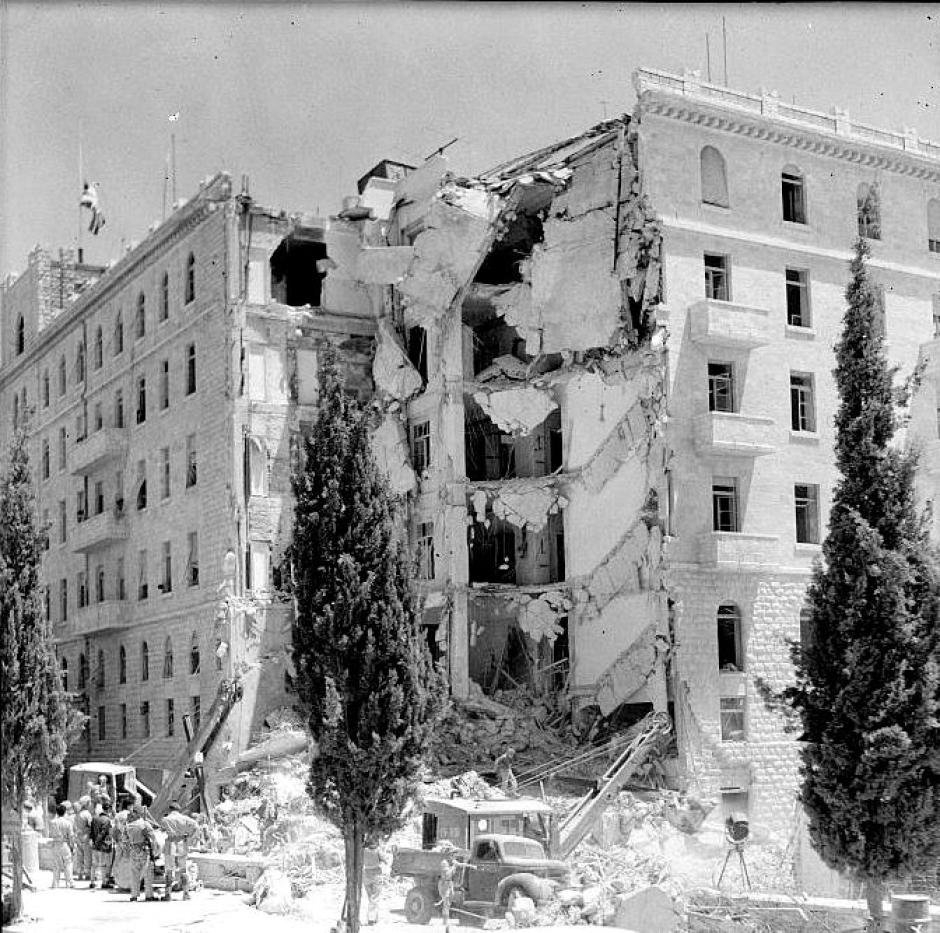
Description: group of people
42,774,201,903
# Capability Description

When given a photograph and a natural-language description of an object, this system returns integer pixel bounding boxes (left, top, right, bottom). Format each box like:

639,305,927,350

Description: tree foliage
288,344,444,932
1,427,83,921
785,239,940,919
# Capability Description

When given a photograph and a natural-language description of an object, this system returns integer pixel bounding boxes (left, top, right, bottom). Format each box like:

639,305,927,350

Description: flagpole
78,130,84,262
163,152,169,222
171,131,177,205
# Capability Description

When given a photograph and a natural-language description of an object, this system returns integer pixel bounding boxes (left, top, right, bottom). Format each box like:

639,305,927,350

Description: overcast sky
1,2,938,278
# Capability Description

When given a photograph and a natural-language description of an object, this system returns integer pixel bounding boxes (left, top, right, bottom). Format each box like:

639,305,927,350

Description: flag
168,111,180,123
80,182,106,235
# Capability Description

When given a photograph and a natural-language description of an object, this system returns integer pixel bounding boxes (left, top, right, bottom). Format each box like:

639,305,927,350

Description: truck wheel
404,886,435,924
502,883,527,907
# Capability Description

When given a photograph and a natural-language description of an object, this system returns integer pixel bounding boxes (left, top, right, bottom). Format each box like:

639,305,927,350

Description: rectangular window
160,359,170,409
94,481,104,515
59,427,67,470
76,490,86,524
782,171,806,224
136,376,147,424
117,557,126,601
933,295,940,338
785,268,810,327
161,447,171,499
794,483,820,544
704,253,730,301
76,411,86,442
249,543,269,592
712,477,739,532
115,390,124,429
42,509,49,550
95,565,105,602
412,421,431,474
42,441,50,479
78,571,87,608
161,541,173,594
140,701,151,738
166,698,175,737
186,435,197,488
59,500,67,543
59,578,68,622
790,373,816,432
191,695,201,731
115,471,124,514
187,531,199,587
417,521,435,580
186,343,196,395
720,696,746,741
97,707,106,742
121,703,127,739
707,362,735,412
138,550,148,600
93,401,103,432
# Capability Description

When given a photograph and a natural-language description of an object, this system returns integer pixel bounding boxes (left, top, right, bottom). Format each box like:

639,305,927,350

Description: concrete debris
319,222,372,317
475,353,530,383
595,625,659,717
355,245,414,285
471,479,567,533
515,591,572,643
369,415,417,495
399,189,502,328
473,385,558,436
611,885,680,932
372,319,423,402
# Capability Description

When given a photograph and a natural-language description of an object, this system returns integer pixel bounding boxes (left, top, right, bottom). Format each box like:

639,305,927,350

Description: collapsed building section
344,118,669,738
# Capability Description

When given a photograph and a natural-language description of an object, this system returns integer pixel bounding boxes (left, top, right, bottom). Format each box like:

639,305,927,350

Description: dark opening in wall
270,236,326,307
407,326,428,384
474,211,544,285
465,399,516,481
468,517,517,584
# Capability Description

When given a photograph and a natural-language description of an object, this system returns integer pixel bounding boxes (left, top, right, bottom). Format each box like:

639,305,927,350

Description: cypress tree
1,428,83,922
785,239,940,928
288,344,444,933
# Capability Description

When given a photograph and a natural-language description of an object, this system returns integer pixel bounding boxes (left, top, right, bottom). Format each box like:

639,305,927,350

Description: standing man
361,843,385,926
89,798,114,889
125,804,158,902
161,803,198,901
494,744,518,796
49,802,76,889
72,796,93,882
437,857,457,933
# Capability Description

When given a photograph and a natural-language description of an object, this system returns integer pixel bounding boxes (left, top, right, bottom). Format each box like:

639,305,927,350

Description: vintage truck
392,832,570,924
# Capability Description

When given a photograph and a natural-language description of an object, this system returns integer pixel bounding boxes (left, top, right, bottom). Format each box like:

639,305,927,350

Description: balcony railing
71,428,127,475
71,599,129,637
694,412,776,457
72,509,128,553
689,299,771,349
698,531,781,568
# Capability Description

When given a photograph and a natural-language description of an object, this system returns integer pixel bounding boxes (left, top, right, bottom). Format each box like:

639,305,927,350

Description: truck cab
421,796,559,855
66,763,154,811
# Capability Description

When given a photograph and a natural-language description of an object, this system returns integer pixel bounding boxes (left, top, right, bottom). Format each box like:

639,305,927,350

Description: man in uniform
72,796,94,882
126,804,158,902
89,798,114,889
494,744,518,796
49,802,76,888
161,802,199,901
437,857,457,933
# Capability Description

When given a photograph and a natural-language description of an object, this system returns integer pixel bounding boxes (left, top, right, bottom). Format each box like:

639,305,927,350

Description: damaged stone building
2,66,938,847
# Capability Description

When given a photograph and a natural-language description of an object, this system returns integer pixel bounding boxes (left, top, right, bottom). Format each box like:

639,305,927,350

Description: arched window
42,370,50,408
190,631,201,675
857,183,881,240
782,165,806,224
94,327,103,369
161,271,170,321
76,341,86,383
60,656,68,691
136,292,146,339
96,649,105,688
59,355,67,395
928,199,940,253
700,146,729,208
114,313,124,355
79,652,88,689
185,253,196,304
141,641,150,681
163,636,174,679
16,316,25,355
119,645,127,684
717,604,743,671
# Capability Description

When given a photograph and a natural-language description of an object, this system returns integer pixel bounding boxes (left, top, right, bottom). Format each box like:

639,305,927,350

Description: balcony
699,532,781,568
689,299,771,349
71,428,127,475
694,412,776,457
71,600,129,637
72,509,128,553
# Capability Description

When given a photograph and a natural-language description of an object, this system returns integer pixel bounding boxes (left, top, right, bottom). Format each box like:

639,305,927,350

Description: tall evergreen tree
288,344,444,933
1,428,83,922
785,239,940,929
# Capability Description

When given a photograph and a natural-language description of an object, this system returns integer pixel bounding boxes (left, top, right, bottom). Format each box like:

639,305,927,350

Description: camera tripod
717,841,752,890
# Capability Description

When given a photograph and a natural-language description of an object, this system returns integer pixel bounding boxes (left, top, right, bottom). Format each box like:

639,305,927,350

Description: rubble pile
428,683,579,775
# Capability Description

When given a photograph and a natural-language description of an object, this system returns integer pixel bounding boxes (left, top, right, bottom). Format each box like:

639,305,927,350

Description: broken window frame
406,327,429,385
417,521,435,580
411,421,431,475
720,696,746,742
712,477,739,533
785,268,811,328
857,182,881,240
161,540,173,594
166,698,175,737
136,376,147,424
704,253,731,302
190,631,201,675
185,434,197,488
187,531,199,587
707,361,735,413
138,550,149,602
794,483,820,544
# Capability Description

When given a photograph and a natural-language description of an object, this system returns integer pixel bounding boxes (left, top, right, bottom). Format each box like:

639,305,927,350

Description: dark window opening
270,236,326,307
424,624,442,665
552,616,570,692
712,478,739,532
468,518,516,584
406,327,428,385
717,604,743,670
708,362,735,412
465,403,516,481
474,210,544,284
547,410,564,472
786,268,810,327
782,169,806,224
471,319,530,377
